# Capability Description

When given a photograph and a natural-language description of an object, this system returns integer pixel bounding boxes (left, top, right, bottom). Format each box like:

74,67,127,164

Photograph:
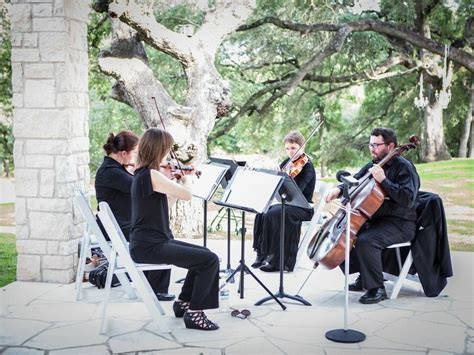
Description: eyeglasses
369,142,387,149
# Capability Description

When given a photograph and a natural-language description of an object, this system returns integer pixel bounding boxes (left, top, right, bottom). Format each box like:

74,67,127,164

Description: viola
307,135,420,269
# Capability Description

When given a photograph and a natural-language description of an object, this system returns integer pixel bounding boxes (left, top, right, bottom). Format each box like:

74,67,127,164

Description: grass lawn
0,233,17,287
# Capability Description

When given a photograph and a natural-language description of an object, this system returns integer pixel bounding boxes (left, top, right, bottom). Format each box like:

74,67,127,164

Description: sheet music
221,168,283,213
191,163,228,200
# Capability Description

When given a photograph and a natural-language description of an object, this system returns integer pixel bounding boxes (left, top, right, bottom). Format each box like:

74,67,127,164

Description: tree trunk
469,120,474,158
320,160,325,178
96,0,255,238
459,76,473,158
421,98,451,162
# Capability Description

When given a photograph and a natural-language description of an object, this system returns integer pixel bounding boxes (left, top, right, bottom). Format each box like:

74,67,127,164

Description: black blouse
130,167,173,243
95,156,133,236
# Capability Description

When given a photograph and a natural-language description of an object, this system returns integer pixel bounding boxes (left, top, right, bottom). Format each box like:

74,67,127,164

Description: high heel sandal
183,311,219,331
172,300,189,318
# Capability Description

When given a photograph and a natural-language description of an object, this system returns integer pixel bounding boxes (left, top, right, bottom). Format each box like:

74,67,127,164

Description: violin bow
282,115,325,172
151,96,186,178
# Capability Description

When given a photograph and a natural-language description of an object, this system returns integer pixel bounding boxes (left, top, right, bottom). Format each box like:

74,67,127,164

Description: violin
160,161,201,180
286,154,309,178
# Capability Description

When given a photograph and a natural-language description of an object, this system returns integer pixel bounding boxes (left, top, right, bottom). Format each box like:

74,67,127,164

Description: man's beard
372,151,388,164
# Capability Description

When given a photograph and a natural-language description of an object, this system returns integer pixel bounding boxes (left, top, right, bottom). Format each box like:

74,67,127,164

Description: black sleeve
103,167,133,193
296,161,316,193
380,160,419,208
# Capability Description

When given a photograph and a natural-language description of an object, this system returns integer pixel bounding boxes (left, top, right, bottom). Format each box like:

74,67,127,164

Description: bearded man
326,127,420,304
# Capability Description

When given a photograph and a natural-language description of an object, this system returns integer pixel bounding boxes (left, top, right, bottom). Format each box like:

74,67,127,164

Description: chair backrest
296,180,333,266
74,190,112,257
97,202,131,259
312,180,333,225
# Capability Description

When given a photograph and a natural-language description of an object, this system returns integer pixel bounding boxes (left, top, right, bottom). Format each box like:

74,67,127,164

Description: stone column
11,0,90,283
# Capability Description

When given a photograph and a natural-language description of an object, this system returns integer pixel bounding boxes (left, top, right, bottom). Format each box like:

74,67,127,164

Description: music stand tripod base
326,329,366,343
255,193,311,307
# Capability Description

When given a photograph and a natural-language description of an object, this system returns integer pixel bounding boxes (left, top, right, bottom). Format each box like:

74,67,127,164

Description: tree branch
237,17,474,72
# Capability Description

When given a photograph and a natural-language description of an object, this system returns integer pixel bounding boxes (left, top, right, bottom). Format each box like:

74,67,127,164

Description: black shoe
172,300,189,318
183,311,219,331
259,264,291,272
156,292,176,301
359,287,387,304
251,254,266,268
348,276,364,292
259,264,279,272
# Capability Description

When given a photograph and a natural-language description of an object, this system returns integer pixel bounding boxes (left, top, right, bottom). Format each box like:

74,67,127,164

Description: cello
307,135,420,269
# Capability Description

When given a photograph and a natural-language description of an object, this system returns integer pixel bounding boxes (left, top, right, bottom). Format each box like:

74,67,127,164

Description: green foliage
210,0,472,168
0,4,11,115
0,233,17,287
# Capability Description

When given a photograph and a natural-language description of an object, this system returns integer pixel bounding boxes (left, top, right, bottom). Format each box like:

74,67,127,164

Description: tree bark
422,98,451,161
459,75,473,158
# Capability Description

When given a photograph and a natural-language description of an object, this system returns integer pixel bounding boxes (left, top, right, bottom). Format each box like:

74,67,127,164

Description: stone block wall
11,0,90,283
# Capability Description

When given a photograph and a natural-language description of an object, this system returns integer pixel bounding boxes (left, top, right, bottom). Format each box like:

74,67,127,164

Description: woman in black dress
252,130,316,272
129,128,220,331
95,131,174,301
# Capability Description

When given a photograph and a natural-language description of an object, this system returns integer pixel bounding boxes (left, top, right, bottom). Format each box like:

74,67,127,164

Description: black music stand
175,163,228,284
209,157,246,276
254,171,312,307
215,167,287,310
326,174,365,343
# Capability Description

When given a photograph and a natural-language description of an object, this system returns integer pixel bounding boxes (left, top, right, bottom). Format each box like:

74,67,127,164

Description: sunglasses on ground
231,309,251,319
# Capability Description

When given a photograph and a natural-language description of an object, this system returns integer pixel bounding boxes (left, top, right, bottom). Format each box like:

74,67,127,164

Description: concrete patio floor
1,238,472,354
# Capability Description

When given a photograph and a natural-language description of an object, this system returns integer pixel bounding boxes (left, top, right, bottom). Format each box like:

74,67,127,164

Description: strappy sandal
172,300,190,318
183,311,219,331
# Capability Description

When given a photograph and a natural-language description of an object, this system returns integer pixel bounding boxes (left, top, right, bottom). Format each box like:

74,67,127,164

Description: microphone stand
325,175,365,343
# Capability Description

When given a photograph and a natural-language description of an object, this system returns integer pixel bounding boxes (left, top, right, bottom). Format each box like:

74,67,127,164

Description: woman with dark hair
129,128,220,331
95,131,175,302
252,130,316,272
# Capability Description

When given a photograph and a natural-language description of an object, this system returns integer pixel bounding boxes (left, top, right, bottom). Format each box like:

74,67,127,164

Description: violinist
326,127,420,304
129,128,220,331
252,130,316,272
95,131,175,302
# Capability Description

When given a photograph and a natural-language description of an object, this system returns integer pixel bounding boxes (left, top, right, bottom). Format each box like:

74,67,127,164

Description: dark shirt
340,155,420,222
130,167,173,244
280,156,316,203
95,156,133,236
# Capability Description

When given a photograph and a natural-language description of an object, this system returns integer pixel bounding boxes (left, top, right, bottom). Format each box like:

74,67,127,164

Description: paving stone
24,320,108,350
374,317,466,353
109,330,179,353
3,347,45,354
0,318,50,346
49,345,109,354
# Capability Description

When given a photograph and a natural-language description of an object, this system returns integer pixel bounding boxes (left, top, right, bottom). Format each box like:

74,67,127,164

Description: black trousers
342,217,416,290
253,205,313,271
130,238,219,311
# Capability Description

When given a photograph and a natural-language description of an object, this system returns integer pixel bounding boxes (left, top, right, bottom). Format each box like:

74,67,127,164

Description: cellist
252,130,316,272
325,127,420,304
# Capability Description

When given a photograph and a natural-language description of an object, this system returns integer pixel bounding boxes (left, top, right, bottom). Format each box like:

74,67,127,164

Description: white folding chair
97,201,172,333
383,241,420,299
295,181,333,267
74,190,137,301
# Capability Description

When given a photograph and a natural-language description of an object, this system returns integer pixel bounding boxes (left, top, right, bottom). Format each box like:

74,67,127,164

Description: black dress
95,156,171,294
129,167,219,311
253,157,316,271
